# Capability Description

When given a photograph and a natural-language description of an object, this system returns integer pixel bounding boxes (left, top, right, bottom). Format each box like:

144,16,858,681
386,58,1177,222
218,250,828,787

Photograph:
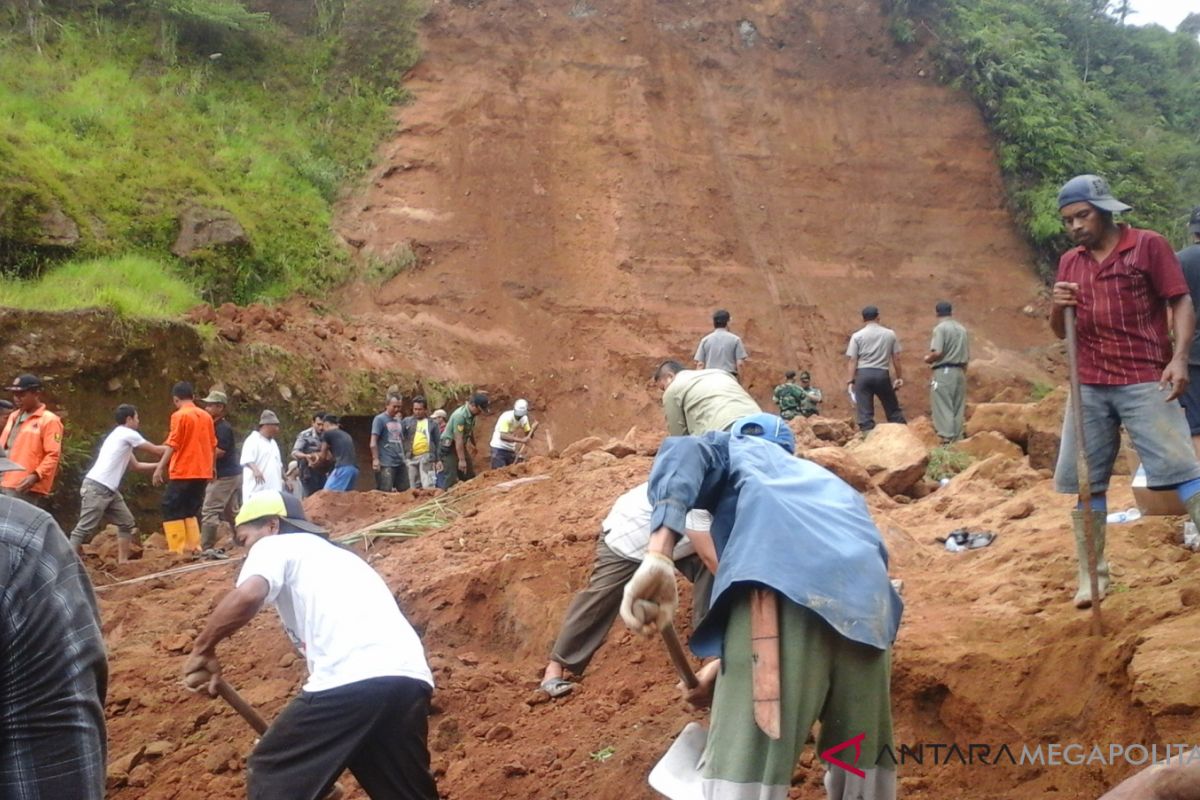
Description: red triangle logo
820,732,866,778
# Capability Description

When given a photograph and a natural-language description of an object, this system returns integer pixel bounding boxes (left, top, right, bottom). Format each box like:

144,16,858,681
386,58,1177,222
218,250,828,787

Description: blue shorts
1179,365,1200,435
1055,382,1200,495
324,465,359,492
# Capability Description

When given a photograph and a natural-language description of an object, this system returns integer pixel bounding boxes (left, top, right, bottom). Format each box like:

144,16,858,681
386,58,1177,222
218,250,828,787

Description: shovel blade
648,722,707,800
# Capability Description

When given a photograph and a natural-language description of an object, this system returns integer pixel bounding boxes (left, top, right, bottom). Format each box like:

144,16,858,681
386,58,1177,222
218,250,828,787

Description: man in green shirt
654,361,760,436
797,371,823,417
924,300,971,443
440,393,489,488
772,371,805,420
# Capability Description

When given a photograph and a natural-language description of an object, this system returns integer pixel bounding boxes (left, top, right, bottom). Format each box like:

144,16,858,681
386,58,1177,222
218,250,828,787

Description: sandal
539,677,575,698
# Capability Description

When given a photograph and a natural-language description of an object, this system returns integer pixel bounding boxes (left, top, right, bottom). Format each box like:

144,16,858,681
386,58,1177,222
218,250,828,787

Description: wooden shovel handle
215,677,269,735
661,624,699,689
750,588,782,740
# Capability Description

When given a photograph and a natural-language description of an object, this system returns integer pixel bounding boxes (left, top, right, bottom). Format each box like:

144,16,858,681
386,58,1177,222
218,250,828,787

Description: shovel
648,625,706,800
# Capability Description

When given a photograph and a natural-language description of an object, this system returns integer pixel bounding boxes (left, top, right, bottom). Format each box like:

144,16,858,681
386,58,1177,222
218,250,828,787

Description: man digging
621,414,903,799
183,490,439,800
1051,174,1200,609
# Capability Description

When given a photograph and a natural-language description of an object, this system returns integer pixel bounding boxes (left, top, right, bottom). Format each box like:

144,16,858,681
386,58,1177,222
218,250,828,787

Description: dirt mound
94,420,1200,800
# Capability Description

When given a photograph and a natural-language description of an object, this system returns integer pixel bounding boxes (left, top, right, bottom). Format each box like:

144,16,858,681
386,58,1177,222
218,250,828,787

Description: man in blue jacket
621,413,902,800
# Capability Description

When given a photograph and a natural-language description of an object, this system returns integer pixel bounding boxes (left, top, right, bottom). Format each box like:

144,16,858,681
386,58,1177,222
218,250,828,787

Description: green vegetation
0,255,198,317
926,445,973,480
1029,381,1055,401
888,0,1200,274
1,0,423,308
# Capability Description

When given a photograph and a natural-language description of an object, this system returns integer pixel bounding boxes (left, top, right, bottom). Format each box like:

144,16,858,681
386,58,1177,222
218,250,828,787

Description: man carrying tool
402,396,441,489
489,398,535,469
772,371,805,420
370,394,409,492
68,404,166,561
1052,175,1200,609
694,309,748,380
153,381,216,553
621,413,902,800
1,472,108,800
0,374,64,509
1176,206,1200,457
846,306,906,433
241,410,284,501
201,390,240,553
441,393,489,488
182,490,438,800
538,481,716,698
654,361,760,436
923,301,970,444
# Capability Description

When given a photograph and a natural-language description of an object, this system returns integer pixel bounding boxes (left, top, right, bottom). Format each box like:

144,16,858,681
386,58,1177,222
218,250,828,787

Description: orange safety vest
0,404,64,496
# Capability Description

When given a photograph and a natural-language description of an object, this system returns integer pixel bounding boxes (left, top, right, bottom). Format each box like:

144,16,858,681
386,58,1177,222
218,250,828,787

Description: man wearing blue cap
621,413,902,800
1052,174,1200,609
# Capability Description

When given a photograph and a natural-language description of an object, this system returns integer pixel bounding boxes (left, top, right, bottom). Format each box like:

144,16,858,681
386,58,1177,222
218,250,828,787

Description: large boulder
799,447,871,492
172,206,249,259
845,423,930,497
32,206,81,247
965,388,1066,466
964,402,1031,445
953,431,1022,462
807,416,856,446
786,417,822,451
560,436,603,459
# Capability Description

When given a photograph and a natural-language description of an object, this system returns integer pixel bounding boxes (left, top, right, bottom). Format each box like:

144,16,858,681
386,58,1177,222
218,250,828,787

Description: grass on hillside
0,255,199,318
0,3,419,306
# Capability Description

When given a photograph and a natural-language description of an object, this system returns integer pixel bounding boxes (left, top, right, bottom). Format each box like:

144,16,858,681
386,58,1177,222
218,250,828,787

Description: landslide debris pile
95,398,1200,799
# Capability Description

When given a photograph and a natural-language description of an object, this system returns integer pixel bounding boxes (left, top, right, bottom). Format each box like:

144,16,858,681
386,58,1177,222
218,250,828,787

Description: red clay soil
324,0,1060,446
96,423,1200,800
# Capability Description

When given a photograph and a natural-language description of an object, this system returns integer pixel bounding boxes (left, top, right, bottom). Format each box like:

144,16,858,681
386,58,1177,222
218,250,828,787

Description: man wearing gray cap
923,301,970,444
845,306,906,433
1176,206,1200,457
1052,174,1200,609
240,410,284,501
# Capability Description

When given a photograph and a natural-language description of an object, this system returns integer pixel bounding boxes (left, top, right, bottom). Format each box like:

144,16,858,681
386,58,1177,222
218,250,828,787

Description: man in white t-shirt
68,404,166,562
538,481,716,698
240,410,284,502
489,398,535,469
183,490,439,800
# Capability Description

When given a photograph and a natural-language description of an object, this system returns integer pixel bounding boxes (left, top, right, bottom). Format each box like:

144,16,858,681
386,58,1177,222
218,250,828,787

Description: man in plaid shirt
1052,174,1200,609
0,458,107,799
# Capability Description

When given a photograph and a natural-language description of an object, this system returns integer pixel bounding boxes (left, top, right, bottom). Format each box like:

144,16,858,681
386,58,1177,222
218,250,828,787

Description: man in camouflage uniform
797,371,823,417
772,371,805,420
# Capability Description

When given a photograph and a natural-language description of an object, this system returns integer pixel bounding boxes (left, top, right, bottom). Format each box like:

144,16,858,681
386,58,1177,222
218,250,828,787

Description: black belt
934,363,967,369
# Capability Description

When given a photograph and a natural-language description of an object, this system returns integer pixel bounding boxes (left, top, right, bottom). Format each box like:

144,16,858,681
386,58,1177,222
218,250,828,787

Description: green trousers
931,366,966,442
701,590,895,799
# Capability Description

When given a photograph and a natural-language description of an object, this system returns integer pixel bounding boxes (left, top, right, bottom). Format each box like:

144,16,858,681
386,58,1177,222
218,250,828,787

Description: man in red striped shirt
1051,174,1200,609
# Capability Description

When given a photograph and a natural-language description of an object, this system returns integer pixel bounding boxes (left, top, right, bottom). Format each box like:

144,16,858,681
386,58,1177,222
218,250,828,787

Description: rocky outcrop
799,447,871,492
32,207,81,247
954,431,1023,462
846,423,929,497
171,207,249,259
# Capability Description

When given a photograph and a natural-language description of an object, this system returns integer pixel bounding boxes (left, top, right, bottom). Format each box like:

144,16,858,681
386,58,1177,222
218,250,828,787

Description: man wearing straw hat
1052,174,1200,609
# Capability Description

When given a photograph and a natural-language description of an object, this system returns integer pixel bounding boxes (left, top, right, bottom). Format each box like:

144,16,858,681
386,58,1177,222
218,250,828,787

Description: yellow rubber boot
184,516,202,552
164,519,188,554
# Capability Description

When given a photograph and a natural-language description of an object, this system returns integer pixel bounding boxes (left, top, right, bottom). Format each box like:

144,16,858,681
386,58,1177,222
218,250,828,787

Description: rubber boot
183,516,202,552
1072,509,1110,609
163,519,188,554
1185,493,1200,540
117,536,133,564
200,522,218,550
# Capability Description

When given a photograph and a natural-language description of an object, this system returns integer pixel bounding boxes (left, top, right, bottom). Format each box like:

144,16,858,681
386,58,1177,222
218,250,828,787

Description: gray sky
1127,0,1196,30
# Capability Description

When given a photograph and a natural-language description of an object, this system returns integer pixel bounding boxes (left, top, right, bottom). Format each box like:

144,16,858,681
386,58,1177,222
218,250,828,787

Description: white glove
620,552,678,636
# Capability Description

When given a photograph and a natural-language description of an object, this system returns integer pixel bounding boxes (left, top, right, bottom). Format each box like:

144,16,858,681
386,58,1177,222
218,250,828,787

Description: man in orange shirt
0,374,64,510
152,382,216,553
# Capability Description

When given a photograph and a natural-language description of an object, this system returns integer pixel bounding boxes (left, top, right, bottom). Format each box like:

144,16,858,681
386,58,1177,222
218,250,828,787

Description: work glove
619,552,677,636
